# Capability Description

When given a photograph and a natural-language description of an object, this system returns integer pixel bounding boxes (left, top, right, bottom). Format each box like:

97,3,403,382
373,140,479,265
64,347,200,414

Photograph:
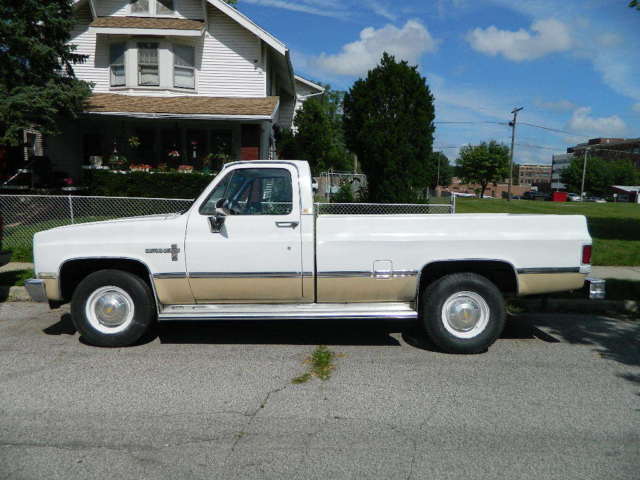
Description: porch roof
90,16,205,31
85,94,280,121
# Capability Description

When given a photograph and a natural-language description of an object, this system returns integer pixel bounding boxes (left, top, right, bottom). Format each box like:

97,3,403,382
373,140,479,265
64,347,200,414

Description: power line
434,121,508,125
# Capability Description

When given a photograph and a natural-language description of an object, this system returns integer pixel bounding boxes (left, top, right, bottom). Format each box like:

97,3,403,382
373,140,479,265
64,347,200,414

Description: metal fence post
68,195,75,224
451,193,456,214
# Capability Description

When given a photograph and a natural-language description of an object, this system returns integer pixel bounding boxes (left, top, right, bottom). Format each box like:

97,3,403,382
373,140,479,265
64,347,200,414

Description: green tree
630,1,639,11
560,156,639,196
280,85,352,174
343,53,435,202
0,0,92,147
430,151,452,188
457,141,510,198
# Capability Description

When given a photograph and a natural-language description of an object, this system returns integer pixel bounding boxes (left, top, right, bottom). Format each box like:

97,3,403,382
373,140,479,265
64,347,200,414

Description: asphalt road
0,303,638,480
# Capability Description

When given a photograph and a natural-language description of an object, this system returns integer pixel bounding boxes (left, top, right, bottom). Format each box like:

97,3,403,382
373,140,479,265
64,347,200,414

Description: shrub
82,170,215,199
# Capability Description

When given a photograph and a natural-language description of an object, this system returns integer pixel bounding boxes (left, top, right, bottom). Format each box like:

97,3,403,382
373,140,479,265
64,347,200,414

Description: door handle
275,221,299,229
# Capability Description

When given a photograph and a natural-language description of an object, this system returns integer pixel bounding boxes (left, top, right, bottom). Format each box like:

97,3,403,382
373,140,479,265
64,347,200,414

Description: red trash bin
552,191,568,202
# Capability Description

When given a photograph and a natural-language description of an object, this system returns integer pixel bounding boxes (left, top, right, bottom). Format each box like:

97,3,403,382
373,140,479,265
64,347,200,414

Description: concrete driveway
0,303,638,480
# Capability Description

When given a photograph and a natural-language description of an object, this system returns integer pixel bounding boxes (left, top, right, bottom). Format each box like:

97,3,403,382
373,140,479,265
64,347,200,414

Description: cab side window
200,168,293,216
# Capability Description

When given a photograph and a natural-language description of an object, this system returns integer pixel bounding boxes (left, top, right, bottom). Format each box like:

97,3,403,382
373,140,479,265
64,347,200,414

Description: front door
185,165,303,303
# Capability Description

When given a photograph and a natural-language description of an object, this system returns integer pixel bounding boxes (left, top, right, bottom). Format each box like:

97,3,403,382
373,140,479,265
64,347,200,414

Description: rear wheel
420,273,505,354
71,269,155,347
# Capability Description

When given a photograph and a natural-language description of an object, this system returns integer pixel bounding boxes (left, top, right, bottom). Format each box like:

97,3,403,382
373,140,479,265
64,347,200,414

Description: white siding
198,5,265,97
70,4,110,92
96,0,204,19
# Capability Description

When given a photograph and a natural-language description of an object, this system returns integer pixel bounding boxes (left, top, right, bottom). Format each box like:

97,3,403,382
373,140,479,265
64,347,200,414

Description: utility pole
507,107,523,201
580,148,589,200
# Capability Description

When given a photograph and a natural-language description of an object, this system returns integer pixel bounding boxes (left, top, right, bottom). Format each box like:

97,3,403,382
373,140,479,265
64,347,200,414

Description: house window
156,0,174,14
174,45,195,89
130,0,149,14
109,43,126,87
138,42,159,86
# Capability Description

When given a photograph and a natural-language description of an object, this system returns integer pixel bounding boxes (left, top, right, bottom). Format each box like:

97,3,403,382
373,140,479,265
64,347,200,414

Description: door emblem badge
145,244,181,261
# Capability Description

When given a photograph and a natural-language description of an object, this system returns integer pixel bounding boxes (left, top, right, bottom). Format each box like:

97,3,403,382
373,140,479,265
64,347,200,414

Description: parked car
26,160,603,354
584,196,607,203
452,192,475,198
523,191,548,201
567,193,582,202
0,213,11,267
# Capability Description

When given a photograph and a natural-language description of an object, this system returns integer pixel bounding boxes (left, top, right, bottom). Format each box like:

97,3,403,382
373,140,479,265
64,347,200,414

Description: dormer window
174,45,195,89
109,43,126,87
130,0,174,15
138,42,159,86
130,0,149,14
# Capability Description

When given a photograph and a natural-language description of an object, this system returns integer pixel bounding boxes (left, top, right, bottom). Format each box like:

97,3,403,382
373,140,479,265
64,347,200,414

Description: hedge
81,170,216,199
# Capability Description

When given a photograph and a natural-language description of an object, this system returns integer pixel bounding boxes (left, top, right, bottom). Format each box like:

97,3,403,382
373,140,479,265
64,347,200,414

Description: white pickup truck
26,160,603,353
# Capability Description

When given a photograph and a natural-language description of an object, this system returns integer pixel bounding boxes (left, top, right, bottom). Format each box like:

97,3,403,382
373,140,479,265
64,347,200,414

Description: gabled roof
294,75,325,95
86,93,279,120
206,0,287,56
90,16,204,31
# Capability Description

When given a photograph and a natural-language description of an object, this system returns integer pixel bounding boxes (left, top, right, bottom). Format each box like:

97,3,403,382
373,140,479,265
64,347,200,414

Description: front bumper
585,277,606,299
25,279,48,302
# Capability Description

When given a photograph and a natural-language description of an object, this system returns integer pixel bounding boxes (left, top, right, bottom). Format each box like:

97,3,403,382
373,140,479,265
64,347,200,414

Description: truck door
185,165,304,303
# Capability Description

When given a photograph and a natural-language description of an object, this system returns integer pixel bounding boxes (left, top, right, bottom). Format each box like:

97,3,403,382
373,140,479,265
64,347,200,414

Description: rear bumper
25,279,48,302
585,277,606,300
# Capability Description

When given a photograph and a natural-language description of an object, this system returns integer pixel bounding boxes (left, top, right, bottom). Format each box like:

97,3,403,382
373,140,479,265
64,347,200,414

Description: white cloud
633,103,640,113
310,20,438,76
566,107,627,137
596,33,623,47
364,0,397,21
534,99,576,112
466,18,571,61
240,0,345,18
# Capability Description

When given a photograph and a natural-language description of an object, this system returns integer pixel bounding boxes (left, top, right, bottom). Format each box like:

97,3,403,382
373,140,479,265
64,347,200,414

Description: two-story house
47,0,323,176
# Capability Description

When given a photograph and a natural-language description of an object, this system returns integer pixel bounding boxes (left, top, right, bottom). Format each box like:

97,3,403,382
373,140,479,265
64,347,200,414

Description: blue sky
235,0,640,164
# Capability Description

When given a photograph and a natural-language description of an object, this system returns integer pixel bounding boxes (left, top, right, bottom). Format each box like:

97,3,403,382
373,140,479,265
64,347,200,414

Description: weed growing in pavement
292,345,338,384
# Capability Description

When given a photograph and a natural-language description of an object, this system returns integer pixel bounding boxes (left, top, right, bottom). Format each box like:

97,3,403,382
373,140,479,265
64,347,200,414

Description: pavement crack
227,384,288,456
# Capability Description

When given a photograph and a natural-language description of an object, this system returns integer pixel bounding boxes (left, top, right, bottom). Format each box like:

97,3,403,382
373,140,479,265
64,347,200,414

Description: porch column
260,120,271,160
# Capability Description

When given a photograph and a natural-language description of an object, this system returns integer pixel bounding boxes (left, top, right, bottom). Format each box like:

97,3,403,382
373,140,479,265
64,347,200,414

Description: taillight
582,245,592,264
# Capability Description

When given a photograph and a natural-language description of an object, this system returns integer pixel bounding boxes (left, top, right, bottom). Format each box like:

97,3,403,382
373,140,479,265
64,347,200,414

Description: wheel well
417,260,518,298
59,258,152,302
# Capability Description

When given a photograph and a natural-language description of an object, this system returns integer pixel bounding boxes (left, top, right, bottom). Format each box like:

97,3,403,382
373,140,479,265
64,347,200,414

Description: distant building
568,138,640,168
517,164,552,186
610,185,640,203
551,153,574,191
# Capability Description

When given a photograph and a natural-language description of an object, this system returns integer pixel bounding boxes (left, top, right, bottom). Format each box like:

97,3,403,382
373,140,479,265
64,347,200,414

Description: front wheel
71,269,156,347
420,273,505,354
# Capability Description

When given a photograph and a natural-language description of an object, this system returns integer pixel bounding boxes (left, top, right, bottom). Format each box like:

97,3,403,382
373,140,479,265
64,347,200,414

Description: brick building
517,163,552,186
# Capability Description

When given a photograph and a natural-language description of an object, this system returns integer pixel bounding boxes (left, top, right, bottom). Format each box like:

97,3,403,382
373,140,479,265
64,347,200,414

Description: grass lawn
3,216,112,262
456,198,640,266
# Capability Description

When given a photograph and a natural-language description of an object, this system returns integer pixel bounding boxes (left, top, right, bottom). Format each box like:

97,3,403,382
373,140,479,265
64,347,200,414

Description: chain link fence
315,199,455,215
1,194,456,253
0,195,193,250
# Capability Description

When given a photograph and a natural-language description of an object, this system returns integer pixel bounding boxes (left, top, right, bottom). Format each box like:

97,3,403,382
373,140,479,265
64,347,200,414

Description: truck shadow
526,313,640,390
44,313,546,350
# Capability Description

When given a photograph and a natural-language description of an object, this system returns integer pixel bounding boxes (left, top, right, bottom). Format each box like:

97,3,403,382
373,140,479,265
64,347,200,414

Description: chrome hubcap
441,291,490,339
94,291,131,327
86,286,134,334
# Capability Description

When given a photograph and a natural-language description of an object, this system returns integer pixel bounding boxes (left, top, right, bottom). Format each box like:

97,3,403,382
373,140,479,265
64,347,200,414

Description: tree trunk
480,182,487,198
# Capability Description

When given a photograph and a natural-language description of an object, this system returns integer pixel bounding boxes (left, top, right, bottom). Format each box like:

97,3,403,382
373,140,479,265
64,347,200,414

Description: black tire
420,273,505,354
71,269,156,347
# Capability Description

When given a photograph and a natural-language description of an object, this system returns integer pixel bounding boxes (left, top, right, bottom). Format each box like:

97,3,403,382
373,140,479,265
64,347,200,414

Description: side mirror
215,198,233,215
209,198,228,233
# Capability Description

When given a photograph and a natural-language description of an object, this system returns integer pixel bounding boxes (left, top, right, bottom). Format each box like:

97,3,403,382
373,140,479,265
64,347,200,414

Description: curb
515,298,638,315
0,286,32,302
